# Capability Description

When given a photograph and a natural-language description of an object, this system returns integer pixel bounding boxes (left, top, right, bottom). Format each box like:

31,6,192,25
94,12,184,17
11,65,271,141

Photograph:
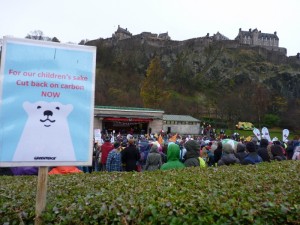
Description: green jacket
161,144,185,170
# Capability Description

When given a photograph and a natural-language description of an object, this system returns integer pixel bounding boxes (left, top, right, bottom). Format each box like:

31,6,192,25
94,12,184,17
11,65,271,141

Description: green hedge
1,161,300,224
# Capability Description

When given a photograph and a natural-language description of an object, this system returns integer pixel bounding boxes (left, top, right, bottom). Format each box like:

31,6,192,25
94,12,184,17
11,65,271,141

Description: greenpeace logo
34,156,56,160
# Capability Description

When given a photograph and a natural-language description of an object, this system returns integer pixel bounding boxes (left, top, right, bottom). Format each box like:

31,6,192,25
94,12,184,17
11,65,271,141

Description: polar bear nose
44,110,53,117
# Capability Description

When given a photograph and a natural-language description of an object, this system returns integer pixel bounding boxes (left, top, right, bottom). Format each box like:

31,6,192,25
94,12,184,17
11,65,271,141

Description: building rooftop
163,114,200,122
95,105,164,112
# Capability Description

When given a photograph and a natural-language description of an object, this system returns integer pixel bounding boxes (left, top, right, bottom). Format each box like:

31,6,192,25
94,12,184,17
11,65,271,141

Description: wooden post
35,166,49,225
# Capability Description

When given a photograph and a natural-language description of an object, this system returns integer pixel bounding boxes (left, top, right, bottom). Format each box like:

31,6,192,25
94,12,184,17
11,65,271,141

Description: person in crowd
121,135,140,172
160,143,185,170
10,167,39,176
273,140,286,155
183,139,206,168
94,141,101,172
106,142,123,172
208,142,218,166
213,141,223,165
100,136,114,171
271,144,287,161
0,167,13,176
159,143,168,163
292,146,300,160
138,135,151,170
242,142,263,165
200,145,209,163
251,137,259,151
206,145,215,167
48,166,82,175
217,143,240,166
286,140,295,160
145,144,162,171
257,138,271,162
234,143,247,162
178,136,187,162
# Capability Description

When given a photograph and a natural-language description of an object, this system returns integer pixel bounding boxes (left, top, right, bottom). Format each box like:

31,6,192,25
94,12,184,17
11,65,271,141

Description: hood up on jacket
149,144,159,153
184,140,200,159
167,143,181,161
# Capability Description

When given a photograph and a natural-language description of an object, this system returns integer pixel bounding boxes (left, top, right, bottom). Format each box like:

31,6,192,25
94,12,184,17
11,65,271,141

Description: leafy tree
140,56,169,108
25,30,51,41
263,114,280,127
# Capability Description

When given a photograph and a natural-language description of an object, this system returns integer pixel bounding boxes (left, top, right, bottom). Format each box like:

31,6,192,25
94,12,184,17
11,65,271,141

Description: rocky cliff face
86,37,300,129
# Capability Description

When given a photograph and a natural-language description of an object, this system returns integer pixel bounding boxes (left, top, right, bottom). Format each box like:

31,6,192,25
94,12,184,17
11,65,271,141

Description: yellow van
235,122,254,130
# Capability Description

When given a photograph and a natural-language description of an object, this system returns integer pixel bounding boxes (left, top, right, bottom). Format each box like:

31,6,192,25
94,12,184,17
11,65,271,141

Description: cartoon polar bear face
13,101,76,162
22,101,73,129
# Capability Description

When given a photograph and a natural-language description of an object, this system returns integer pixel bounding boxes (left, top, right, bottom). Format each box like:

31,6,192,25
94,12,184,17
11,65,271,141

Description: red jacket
101,142,114,164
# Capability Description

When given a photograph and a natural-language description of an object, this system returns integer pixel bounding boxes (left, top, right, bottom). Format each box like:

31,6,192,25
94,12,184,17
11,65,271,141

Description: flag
282,129,289,143
262,127,271,142
253,128,261,141
158,134,164,145
169,133,178,143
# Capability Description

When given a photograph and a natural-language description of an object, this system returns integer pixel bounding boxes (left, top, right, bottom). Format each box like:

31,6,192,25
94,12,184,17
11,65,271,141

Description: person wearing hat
121,136,140,172
217,143,240,166
242,142,263,165
106,142,123,172
100,136,114,171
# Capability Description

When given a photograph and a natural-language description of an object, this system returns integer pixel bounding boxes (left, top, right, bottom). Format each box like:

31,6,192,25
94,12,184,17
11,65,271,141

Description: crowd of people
1,130,299,176
90,130,300,172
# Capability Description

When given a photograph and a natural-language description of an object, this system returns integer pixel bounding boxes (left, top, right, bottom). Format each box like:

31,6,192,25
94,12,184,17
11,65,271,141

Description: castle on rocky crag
107,25,287,55
112,25,171,41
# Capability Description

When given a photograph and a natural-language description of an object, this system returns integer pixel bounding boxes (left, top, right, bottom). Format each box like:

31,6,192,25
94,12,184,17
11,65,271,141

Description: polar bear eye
56,107,60,110
37,106,42,109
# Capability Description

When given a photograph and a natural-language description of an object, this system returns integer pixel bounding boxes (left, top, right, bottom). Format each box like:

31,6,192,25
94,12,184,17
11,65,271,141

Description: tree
25,30,51,41
140,56,169,108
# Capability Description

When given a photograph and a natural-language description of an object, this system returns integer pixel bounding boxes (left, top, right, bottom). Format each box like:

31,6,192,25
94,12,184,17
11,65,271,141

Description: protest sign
0,37,96,166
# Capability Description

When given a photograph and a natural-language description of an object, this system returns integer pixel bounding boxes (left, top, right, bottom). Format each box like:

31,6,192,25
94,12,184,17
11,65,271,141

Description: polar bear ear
22,101,33,113
64,104,74,115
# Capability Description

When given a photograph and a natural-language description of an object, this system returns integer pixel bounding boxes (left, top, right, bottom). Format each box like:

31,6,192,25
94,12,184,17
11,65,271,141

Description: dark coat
145,145,162,171
218,154,240,166
242,152,263,165
257,139,271,162
184,140,200,167
234,143,247,162
214,146,223,164
121,144,140,171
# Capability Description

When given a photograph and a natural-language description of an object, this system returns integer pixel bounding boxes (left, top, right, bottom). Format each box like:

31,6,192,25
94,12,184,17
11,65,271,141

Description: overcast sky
1,0,299,56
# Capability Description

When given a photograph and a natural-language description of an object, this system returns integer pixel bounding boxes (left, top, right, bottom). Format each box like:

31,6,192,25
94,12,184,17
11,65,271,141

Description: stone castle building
112,25,133,40
235,28,278,47
235,28,286,54
112,25,170,41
